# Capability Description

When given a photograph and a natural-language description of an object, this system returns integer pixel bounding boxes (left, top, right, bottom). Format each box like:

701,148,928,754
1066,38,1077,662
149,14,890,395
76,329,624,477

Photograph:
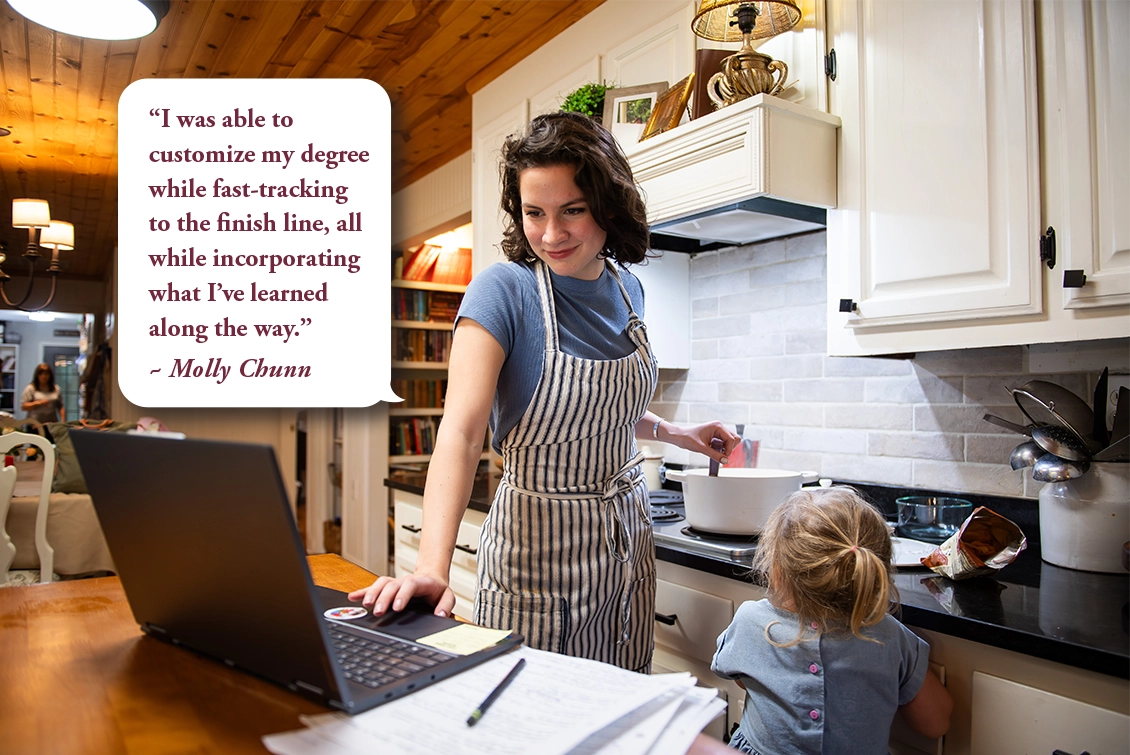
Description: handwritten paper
263,646,715,755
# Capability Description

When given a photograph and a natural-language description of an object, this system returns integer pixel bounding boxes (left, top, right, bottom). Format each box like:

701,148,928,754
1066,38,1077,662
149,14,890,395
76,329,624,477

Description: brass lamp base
707,46,788,109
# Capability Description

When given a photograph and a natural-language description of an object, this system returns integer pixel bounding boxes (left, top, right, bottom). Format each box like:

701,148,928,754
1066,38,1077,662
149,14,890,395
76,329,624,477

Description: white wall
1,315,84,417
649,231,1127,499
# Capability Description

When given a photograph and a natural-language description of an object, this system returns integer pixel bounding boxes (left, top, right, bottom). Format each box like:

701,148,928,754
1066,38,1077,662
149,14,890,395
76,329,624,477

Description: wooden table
0,555,730,755
0,554,375,754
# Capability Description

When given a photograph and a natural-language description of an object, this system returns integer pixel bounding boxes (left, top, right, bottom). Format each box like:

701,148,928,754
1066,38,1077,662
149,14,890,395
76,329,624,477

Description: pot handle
664,468,687,483
800,471,819,484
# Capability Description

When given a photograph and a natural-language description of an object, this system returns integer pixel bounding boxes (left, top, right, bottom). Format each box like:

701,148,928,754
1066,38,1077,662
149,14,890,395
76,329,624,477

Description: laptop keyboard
328,625,452,689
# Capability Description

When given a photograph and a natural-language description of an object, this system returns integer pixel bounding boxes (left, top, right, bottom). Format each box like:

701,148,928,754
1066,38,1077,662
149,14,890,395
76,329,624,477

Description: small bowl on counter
896,496,973,544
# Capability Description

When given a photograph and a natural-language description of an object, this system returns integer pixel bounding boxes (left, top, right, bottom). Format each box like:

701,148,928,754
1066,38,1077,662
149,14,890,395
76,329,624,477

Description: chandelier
1,199,73,312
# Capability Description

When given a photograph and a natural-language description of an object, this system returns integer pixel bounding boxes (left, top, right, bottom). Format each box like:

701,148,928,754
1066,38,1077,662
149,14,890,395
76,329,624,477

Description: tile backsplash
646,231,1128,500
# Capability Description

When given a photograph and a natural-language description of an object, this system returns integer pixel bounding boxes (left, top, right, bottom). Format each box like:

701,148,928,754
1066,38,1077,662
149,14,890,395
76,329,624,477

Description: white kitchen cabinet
970,672,1129,755
655,560,763,743
392,489,485,621
910,625,1129,755
1039,0,1130,312
825,0,1130,356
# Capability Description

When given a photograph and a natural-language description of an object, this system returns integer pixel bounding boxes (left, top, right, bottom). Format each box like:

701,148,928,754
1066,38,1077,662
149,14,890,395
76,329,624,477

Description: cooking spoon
1009,440,1043,470
1032,424,1091,462
1032,453,1089,483
708,437,724,477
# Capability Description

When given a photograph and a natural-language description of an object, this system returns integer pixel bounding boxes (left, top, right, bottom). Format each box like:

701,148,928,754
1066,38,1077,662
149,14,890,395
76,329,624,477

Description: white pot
665,468,818,535
1039,462,1130,573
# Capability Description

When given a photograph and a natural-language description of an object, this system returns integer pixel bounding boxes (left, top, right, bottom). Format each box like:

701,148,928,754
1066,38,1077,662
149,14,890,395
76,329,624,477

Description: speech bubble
117,78,400,407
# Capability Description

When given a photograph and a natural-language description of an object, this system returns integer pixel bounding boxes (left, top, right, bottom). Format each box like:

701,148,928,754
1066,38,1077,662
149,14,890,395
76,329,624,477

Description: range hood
625,93,841,252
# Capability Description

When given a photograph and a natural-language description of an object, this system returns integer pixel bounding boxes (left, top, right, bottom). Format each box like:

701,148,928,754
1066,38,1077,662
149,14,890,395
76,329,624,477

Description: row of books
399,244,472,285
391,378,448,408
393,329,454,363
390,416,439,456
392,290,462,323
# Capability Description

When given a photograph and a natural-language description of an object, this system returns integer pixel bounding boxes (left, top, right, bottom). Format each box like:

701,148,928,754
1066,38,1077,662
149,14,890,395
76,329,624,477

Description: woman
21,362,65,424
351,112,739,671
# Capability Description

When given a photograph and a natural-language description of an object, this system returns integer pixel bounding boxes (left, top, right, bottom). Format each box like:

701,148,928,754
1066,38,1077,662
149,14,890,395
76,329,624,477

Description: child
711,487,953,754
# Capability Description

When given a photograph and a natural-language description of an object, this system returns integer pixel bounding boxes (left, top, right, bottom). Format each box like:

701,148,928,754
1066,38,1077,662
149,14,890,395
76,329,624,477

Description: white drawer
452,511,484,574
394,500,424,548
654,578,735,665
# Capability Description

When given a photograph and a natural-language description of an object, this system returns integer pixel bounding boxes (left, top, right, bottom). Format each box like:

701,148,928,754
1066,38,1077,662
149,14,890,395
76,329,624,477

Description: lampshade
39,221,75,251
9,0,169,41
692,0,802,43
12,199,50,229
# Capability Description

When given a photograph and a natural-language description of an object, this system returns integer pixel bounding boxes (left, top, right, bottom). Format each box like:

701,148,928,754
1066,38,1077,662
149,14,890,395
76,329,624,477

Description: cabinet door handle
454,543,478,556
1063,269,1087,288
400,523,422,534
655,612,678,626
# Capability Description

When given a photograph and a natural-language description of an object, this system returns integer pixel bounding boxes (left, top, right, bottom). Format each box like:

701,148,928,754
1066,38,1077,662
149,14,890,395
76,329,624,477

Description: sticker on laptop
324,606,368,620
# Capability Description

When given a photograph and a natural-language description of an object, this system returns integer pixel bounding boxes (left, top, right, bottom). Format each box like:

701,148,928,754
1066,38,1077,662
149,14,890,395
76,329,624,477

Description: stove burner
649,490,684,507
680,526,758,545
650,507,684,523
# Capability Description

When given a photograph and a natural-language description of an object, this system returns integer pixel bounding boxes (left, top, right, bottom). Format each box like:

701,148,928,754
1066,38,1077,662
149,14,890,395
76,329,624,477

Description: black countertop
384,474,1129,680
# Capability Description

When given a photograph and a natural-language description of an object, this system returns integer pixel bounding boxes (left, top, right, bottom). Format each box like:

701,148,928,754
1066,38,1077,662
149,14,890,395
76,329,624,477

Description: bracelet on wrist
652,418,664,440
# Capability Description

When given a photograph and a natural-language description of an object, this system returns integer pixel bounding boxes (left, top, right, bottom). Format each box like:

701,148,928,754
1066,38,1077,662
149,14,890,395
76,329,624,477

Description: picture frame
601,81,668,146
641,73,695,141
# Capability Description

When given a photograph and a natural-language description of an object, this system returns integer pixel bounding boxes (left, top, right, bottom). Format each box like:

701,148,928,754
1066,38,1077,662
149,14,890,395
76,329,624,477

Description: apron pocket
474,590,569,655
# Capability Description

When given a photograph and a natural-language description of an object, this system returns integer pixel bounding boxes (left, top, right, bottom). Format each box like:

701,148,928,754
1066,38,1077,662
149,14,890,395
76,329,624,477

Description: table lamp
692,0,802,108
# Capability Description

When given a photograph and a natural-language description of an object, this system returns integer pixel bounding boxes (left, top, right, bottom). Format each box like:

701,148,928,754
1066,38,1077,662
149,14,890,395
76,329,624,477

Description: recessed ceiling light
9,0,170,41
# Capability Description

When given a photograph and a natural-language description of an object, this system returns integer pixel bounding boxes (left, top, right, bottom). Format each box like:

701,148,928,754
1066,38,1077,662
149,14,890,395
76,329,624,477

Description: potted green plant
560,82,613,119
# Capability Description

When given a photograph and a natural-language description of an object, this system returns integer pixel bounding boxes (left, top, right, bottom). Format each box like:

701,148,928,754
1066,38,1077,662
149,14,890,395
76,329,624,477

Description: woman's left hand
662,421,741,464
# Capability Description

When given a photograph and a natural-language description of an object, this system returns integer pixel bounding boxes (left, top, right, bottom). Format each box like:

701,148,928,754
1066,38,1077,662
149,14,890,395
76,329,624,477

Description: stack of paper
263,646,725,755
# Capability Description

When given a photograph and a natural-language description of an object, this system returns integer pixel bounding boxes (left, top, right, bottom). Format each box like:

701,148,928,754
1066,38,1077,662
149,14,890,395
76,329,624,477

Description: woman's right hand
346,571,456,618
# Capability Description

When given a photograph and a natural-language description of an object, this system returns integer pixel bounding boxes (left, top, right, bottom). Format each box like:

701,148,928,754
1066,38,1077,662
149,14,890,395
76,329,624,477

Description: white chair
0,431,56,583
0,462,17,580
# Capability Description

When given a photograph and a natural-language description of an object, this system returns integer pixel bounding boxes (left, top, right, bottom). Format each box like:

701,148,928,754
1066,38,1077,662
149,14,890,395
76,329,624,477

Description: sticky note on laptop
417,625,515,655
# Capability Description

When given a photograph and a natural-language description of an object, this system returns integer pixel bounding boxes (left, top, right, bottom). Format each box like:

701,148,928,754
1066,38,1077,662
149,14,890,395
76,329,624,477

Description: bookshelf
0,343,18,414
389,277,490,467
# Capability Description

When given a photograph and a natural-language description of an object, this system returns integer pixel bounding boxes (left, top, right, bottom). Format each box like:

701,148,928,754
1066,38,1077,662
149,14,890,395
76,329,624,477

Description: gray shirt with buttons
712,599,929,755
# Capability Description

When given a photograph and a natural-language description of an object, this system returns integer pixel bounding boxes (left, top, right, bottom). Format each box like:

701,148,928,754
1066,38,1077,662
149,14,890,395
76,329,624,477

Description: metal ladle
1032,453,1089,483
1009,440,1043,470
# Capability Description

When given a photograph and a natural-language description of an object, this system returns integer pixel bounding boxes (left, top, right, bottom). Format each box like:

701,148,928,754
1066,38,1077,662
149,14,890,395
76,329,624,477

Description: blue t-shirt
455,259,646,452
712,599,930,755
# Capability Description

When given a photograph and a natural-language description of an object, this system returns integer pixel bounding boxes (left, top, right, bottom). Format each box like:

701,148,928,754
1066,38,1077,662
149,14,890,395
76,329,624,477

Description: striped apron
473,259,658,672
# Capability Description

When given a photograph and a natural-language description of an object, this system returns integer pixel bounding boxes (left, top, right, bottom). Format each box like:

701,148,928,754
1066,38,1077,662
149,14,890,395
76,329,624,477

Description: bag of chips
921,506,1027,580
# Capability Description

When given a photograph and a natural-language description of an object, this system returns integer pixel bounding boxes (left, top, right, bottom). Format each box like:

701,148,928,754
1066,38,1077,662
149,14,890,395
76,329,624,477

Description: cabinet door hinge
838,298,856,313
1039,226,1056,269
824,48,837,81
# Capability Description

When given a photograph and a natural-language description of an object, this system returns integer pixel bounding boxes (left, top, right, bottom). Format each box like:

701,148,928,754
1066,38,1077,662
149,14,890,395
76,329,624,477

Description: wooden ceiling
0,0,605,284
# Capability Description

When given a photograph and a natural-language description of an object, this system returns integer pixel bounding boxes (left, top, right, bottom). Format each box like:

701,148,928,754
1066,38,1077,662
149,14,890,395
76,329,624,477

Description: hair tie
850,545,858,553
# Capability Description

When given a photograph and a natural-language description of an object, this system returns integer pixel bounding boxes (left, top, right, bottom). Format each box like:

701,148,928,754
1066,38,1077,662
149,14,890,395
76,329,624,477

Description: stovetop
649,490,759,565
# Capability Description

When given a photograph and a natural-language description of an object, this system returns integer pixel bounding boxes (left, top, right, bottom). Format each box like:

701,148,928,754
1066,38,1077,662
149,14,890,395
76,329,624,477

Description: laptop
70,430,521,714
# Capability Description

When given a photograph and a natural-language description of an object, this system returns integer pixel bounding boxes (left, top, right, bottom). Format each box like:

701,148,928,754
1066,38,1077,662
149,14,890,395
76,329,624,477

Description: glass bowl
895,496,973,544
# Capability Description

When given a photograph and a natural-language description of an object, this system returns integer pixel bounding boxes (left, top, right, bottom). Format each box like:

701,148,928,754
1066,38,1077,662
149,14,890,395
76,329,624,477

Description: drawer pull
655,612,678,626
454,543,478,556
400,523,422,534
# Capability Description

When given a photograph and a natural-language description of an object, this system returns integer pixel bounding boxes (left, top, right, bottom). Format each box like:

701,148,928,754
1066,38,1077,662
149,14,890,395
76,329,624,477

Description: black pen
466,658,526,727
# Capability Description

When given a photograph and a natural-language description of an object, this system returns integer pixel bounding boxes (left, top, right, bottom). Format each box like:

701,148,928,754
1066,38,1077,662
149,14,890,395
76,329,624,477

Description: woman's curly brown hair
498,111,650,265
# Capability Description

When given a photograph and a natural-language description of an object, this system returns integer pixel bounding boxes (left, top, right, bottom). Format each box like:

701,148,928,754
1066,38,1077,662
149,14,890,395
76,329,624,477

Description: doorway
42,345,80,421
